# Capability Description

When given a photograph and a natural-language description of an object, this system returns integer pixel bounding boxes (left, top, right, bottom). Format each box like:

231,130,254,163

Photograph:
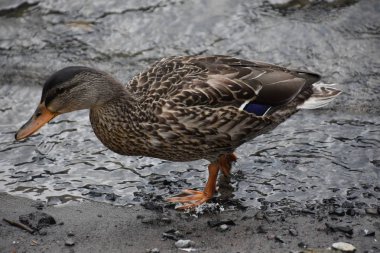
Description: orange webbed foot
166,189,212,210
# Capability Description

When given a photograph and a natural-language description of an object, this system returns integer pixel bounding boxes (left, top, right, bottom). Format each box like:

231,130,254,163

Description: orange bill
15,103,58,141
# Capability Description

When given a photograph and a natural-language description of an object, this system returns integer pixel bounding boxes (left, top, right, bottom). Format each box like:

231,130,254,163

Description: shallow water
0,0,379,209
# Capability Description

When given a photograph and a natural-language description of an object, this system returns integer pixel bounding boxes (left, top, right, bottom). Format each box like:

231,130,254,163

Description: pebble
365,208,378,215
289,228,298,236
331,242,356,252
257,225,267,234
362,229,375,237
67,231,75,237
332,207,345,216
175,239,194,248
65,238,75,246
146,248,160,253
219,224,229,231
39,229,47,236
207,219,235,227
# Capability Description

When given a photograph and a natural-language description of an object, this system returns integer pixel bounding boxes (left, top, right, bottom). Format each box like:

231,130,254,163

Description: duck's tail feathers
297,83,342,109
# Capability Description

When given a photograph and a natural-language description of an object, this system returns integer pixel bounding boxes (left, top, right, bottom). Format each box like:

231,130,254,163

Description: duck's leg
219,153,237,178
166,162,219,210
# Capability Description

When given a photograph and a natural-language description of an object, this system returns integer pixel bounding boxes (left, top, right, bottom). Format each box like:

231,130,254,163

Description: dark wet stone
342,201,354,209
325,223,353,235
274,236,284,243
162,229,183,241
241,216,253,221
361,229,375,237
254,211,266,220
207,219,236,227
97,214,102,218
105,193,119,201
330,207,345,216
257,225,267,234
346,208,356,216
289,228,298,236
65,238,75,246
141,201,164,213
39,229,47,236
298,242,307,248
31,200,45,210
19,211,56,231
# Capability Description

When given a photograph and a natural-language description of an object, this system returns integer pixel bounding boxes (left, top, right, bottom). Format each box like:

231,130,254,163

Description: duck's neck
89,89,143,155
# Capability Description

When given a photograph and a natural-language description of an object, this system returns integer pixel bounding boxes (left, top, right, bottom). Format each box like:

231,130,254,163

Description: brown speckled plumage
90,55,316,162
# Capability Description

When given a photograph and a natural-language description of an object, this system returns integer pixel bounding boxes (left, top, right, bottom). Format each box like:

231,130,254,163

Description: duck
15,55,341,209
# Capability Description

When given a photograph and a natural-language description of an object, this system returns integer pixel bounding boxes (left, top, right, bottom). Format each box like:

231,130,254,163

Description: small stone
160,217,172,224
332,208,345,216
331,242,356,252
174,239,194,248
255,211,265,220
65,239,75,247
136,215,144,219
346,208,356,216
146,248,160,253
207,219,235,227
289,228,298,236
274,236,284,243
39,229,47,236
365,208,378,215
298,242,307,248
97,214,102,218
362,229,375,237
257,225,267,234
219,224,229,231
19,211,56,231
58,222,64,226
67,231,75,237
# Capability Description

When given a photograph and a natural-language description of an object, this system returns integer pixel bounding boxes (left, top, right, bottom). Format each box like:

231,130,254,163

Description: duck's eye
35,111,42,118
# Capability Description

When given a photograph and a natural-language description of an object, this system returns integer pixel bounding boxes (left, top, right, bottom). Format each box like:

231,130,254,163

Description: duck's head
15,66,124,141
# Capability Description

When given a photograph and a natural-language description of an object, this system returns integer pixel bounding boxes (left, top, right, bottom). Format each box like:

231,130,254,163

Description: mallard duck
15,55,341,209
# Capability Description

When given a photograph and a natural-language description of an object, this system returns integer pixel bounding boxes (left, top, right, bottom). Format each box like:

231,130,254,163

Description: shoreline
0,192,378,252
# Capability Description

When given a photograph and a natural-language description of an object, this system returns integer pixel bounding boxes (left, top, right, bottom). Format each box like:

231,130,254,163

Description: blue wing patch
243,103,271,116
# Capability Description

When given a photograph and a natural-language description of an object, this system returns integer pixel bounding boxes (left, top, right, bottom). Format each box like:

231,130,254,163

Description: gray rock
219,224,229,231
175,239,194,248
19,211,56,231
65,238,75,246
289,228,298,236
146,248,160,253
331,242,356,252
365,208,378,215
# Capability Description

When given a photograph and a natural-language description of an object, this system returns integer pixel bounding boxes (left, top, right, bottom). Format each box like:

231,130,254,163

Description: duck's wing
127,55,320,110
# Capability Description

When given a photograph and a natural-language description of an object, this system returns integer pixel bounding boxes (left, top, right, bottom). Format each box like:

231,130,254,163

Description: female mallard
15,55,341,209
